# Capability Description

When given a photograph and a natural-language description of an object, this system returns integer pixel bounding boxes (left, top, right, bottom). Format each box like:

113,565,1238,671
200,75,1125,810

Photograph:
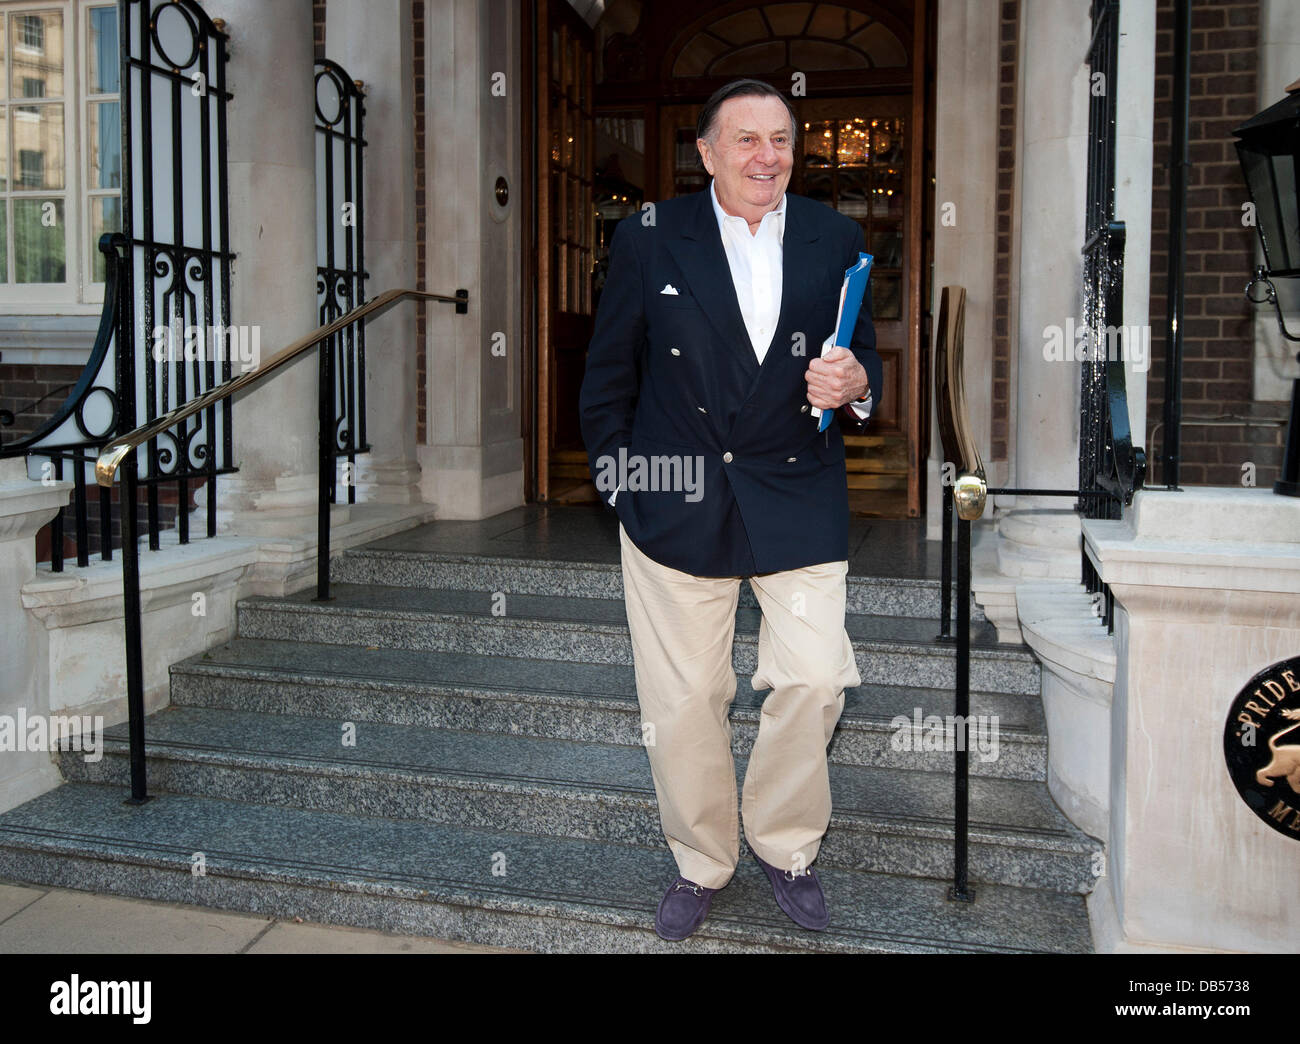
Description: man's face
697,94,794,226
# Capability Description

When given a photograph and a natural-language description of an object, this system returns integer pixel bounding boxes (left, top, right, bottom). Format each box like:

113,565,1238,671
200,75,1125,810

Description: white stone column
1086,489,1300,952
0,460,70,812
327,0,423,504
994,0,1093,580
926,0,1000,540
202,0,324,535
416,0,525,518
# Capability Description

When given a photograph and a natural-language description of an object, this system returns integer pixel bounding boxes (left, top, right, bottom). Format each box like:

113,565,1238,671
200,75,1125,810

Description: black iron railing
0,0,236,569
0,234,141,569
123,0,237,546
315,59,369,505
0,2,467,810
933,0,1145,902
1077,0,1147,627
93,286,468,803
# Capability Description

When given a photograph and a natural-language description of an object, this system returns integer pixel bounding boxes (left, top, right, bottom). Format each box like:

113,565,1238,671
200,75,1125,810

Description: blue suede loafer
751,850,829,930
655,876,718,941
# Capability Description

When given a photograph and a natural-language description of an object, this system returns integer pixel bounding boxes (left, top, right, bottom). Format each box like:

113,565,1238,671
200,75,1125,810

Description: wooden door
536,0,595,500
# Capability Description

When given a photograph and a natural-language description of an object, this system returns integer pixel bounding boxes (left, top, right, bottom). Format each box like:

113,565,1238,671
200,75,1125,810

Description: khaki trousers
618,522,861,889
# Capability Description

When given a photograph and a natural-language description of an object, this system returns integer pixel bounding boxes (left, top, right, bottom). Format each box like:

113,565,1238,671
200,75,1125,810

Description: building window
17,12,44,51
84,2,119,283
0,2,121,304
18,148,43,186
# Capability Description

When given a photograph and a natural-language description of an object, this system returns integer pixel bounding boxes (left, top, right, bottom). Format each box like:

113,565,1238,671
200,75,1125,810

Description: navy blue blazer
578,188,883,577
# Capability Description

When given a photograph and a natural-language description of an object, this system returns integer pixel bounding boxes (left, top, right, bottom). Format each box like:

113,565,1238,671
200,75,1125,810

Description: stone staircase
0,524,1098,952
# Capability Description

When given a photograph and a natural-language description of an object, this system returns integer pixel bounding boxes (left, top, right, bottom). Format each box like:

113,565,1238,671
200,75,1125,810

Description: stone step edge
236,598,1036,663
335,553,991,624
168,660,1048,743
83,737,1091,855
0,808,1066,954
339,548,949,590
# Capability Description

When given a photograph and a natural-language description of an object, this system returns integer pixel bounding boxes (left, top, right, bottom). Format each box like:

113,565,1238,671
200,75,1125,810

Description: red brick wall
414,0,427,444
992,0,1019,463
0,363,83,444
1147,0,1285,488
1,362,195,562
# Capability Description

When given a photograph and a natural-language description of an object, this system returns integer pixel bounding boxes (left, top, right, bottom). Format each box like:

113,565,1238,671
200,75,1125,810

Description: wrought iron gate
1,0,235,568
314,59,367,505
1079,0,1146,619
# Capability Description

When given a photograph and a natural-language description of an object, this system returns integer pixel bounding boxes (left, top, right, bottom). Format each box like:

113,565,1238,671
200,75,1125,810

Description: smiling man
579,78,883,942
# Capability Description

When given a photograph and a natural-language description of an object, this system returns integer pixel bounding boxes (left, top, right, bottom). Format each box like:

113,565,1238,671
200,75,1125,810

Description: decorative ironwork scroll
3,0,235,567
314,59,368,504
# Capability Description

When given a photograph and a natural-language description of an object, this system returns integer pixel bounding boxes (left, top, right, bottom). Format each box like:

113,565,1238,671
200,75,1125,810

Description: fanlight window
671,3,907,78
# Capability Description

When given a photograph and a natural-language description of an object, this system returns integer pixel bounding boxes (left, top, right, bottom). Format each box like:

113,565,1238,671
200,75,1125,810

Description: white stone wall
417,0,525,518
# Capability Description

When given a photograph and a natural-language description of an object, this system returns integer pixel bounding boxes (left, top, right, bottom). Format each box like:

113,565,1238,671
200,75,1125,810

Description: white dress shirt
708,179,873,417
711,179,785,364
607,183,871,506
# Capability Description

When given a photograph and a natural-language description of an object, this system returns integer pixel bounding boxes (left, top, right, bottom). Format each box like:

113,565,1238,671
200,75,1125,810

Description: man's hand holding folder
806,253,874,432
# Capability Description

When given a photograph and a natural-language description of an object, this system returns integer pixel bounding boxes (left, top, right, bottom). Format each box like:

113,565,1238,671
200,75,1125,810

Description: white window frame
80,0,117,303
0,0,120,314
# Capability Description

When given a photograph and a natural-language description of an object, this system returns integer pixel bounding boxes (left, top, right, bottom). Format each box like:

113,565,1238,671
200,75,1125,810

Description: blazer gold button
670,348,681,356
698,406,707,413
800,404,809,413
787,456,797,462
723,452,733,463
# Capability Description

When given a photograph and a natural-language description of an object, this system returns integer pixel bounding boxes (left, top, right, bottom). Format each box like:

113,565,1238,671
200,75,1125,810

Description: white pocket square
659,284,680,296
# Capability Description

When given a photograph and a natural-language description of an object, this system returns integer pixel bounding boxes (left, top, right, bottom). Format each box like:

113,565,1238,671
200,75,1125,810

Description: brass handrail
94,287,466,487
934,286,987,522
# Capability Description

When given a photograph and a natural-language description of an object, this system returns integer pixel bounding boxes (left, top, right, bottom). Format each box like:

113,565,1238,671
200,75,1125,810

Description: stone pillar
202,0,324,535
995,0,1093,579
926,0,1000,540
416,0,525,518
1086,489,1300,952
0,460,70,812
327,0,423,504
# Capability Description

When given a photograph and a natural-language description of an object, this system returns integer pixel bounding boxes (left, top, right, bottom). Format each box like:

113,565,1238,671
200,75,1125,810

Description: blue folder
817,252,874,432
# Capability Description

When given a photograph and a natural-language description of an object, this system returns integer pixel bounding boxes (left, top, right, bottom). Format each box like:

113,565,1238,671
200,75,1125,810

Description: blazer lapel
663,190,829,404
665,190,759,382
744,193,825,400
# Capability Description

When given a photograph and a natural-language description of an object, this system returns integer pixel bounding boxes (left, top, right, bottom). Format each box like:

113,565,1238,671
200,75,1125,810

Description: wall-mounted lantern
1235,78,1300,497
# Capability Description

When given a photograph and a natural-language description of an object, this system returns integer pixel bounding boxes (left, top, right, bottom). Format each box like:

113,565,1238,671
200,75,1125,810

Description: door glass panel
12,102,63,188
837,168,868,219
15,196,64,282
872,273,901,319
803,121,833,166
837,118,868,166
594,115,645,306
12,12,63,98
803,169,832,203
796,106,904,320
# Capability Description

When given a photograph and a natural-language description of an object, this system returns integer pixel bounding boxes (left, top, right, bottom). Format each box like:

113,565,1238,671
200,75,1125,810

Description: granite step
0,783,1094,953
169,639,1048,780
58,705,1096,893
236,583,1041,696
332,547,987,622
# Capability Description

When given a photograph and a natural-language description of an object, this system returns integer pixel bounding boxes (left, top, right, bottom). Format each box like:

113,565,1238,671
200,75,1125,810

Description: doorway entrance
532,0,931,518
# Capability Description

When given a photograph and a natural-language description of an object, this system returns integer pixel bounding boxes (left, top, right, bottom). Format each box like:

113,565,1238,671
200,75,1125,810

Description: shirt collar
709,178,786,240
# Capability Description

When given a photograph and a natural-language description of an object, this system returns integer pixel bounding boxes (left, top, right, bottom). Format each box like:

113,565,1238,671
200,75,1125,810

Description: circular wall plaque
1224,655,1300,840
